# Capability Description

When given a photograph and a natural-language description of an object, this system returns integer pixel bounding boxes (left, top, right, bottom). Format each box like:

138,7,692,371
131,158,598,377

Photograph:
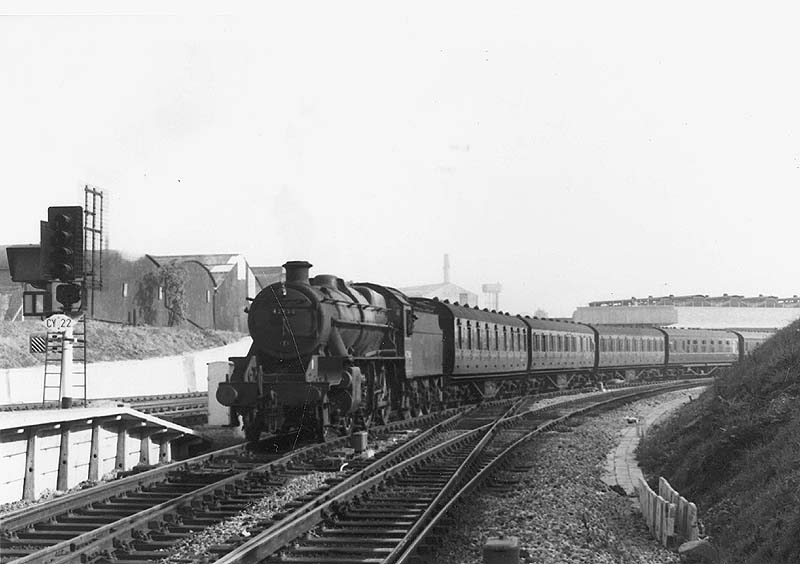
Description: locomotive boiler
217,261,404,440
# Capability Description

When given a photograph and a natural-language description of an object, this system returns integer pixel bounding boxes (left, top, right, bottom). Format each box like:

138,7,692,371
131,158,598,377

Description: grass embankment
638,320,800,564
0,320,248,369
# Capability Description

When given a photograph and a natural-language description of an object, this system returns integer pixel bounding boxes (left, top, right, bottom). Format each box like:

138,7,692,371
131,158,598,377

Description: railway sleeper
78,508,143,517
93,500,165,509
266,557,385,564
355,499,430,506
17,526,90,537
320,526,409,536
0,537,58,547
304,536,403,545
116,549,176,560
0,547,40,559
131,539,177,549
286,545,393,555
332,519,415,527
55,515,119,524
345,509,424,518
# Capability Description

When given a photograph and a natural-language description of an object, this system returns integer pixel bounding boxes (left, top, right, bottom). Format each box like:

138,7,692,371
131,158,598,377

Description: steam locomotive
216,261,769,441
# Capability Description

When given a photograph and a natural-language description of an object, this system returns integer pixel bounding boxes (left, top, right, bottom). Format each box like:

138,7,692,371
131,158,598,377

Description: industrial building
573,294,800,330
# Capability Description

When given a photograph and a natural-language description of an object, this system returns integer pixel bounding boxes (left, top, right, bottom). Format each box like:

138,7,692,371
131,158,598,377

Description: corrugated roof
147,253,242,287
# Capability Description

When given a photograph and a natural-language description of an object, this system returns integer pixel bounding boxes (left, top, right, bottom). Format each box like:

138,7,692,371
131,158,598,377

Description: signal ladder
42,315,87,405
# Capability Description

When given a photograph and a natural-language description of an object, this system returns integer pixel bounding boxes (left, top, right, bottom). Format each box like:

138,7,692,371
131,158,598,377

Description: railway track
212,380,699,564
0,407,464,564
0,379,708,564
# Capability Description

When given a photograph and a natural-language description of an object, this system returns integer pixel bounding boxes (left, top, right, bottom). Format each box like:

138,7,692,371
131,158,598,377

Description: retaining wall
0,338,252,405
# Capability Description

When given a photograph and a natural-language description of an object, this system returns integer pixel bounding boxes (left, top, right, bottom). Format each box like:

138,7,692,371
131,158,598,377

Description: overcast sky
3,1,799,317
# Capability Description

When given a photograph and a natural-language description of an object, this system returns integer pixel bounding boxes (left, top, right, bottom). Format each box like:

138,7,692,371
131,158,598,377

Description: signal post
7,205,86,408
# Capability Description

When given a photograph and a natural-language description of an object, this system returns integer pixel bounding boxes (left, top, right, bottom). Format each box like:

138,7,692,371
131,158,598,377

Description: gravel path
433,391,692,564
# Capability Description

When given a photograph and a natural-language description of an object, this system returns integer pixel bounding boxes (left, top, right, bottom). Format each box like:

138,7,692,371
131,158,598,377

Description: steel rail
0,407,468,564
213,380,707,564
390,379,710,563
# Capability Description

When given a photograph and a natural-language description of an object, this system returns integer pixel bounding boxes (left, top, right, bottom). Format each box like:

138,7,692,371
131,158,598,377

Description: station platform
0,405,204,504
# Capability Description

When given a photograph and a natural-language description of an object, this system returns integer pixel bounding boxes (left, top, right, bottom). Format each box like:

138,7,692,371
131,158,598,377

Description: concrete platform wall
0,408,200,504
0,338,251,405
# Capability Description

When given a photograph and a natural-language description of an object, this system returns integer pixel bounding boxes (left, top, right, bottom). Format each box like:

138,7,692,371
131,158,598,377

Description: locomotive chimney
283,260,312,285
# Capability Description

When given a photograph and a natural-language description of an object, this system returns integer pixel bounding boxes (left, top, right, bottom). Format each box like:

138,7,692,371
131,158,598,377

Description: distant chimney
443,253,450,284
284,260,312,284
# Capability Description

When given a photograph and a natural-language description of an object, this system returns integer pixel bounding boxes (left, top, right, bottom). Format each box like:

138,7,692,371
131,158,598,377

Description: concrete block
207,361,232,426
350,431,368,453
483,536,519,564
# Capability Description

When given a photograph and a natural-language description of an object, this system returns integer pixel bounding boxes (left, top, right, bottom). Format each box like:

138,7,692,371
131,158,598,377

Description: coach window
122,282,128,297
495,326,500,350
701,340,706,352
457,320,463,349
485,324,491,351
692,340,698,353
579,337,584,352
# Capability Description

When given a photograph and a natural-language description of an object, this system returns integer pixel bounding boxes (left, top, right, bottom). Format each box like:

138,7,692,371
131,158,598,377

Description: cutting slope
638,320,800,564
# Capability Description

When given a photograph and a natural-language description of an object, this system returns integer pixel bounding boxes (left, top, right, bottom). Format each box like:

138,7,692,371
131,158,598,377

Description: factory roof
588,294,800,308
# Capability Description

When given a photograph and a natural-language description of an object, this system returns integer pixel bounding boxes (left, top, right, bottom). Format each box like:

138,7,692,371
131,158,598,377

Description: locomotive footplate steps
0,406,204,504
